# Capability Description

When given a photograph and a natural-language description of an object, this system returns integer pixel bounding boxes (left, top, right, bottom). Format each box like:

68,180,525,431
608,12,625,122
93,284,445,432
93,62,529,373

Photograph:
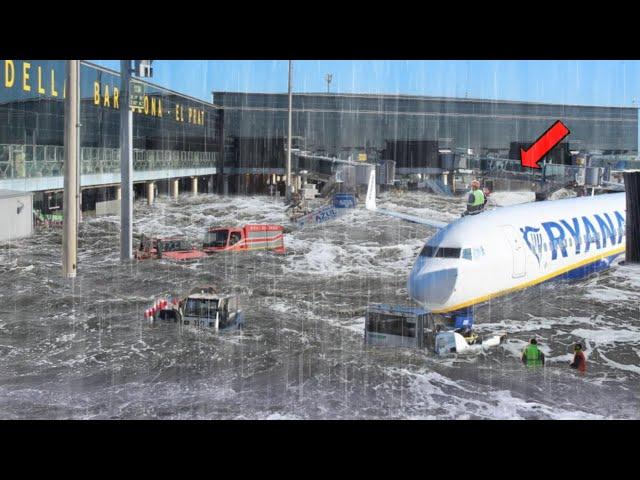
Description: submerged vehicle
363,303,505,354
203,224,285,254
291,193,357,228
145,285,244,331
135,235,208,261
433,330,506,355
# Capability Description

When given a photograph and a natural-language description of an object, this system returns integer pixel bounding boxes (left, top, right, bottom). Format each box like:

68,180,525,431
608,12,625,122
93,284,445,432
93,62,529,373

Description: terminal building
0,59,637,212
213,91,638,175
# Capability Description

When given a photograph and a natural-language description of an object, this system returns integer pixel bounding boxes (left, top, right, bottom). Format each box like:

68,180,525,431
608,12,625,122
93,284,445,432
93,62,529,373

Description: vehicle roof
157,235,187,240
187,293,235,300
368,303,428,316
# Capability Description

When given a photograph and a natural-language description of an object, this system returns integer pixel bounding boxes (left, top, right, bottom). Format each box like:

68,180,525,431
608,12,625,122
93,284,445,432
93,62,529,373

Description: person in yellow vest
464,179,485,215
521,338,545,367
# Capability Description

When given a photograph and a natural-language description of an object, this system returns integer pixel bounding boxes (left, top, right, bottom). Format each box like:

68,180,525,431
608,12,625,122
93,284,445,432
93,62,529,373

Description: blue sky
93,60,640,108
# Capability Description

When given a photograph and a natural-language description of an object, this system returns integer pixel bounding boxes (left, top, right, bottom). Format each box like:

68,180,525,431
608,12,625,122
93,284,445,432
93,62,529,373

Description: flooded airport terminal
1,60,639,419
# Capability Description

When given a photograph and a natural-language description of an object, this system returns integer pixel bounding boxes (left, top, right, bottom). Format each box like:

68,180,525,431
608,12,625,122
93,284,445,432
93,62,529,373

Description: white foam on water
599,352,640,375
403,369,605,419
570,328,640,346
489,191,535,206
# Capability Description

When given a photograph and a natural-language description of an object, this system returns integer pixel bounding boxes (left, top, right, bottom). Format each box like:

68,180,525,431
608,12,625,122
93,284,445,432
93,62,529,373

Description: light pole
325,73,333,93
119,60,133,260
120,60,153,260
286,60,293,201
63,60,80,278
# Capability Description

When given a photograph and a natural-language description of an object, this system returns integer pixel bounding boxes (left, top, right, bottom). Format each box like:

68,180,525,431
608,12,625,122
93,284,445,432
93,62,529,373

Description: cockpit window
421,245,485,260
419,245,462,258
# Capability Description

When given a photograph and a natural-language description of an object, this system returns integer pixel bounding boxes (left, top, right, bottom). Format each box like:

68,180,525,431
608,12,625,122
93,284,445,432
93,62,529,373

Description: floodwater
0,190,638,419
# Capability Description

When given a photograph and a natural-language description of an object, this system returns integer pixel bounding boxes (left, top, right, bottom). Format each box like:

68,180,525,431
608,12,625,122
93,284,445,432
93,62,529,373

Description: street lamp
120,59,153,261
286,60,293,202
325,73,333,93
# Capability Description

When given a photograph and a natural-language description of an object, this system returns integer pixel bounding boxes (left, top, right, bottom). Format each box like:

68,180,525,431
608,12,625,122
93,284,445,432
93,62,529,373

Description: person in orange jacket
569,343,586,373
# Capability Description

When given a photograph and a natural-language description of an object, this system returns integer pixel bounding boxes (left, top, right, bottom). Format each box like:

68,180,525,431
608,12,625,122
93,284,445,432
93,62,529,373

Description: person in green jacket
464,179,485,215
521,338,545,367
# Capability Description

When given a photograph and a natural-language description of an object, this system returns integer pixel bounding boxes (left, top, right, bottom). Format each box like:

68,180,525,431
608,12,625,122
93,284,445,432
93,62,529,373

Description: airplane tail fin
365,167,376,210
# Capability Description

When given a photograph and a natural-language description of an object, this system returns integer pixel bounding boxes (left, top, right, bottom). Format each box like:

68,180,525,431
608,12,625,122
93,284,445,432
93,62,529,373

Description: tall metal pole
63,60,79,278
286,60,293,201
120,61,133,260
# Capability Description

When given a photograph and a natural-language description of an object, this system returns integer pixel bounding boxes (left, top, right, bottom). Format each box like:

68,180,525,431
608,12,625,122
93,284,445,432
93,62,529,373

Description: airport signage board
129,80,145,109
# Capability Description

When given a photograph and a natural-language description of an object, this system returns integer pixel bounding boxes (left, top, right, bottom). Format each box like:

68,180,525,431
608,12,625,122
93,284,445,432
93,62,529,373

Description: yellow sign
358,153,367,162
2,60,205,126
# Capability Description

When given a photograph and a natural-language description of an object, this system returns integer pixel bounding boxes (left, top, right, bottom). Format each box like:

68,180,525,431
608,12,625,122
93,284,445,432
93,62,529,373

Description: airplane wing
365,168,449,230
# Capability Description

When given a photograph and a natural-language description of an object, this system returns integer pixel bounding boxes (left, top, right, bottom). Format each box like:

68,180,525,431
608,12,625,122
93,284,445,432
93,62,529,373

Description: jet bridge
291,150,395,197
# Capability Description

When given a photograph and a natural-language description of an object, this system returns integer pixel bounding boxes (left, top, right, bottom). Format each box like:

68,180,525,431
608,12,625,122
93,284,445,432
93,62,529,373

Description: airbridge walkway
1,142,636,200
0,144,218,192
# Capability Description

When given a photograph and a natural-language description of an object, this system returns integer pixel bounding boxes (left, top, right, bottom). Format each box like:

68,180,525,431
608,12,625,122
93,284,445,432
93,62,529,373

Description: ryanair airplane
365,170,626,316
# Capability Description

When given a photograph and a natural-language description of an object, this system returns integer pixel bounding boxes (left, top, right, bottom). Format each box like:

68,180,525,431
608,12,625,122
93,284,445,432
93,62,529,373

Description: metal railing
0,144,217,180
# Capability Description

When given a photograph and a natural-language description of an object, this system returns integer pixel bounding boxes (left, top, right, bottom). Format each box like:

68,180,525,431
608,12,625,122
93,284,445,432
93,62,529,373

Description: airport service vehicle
292,193,357,228
364,304,505,354
135,235,208,261
203,224,285,254
144,285,244,331
433,330,506,355
365,170,627,321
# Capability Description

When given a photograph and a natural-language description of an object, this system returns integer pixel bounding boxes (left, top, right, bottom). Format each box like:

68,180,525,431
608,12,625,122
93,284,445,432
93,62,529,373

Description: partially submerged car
135,235,208,261
203,224,285,254
145,285,244,331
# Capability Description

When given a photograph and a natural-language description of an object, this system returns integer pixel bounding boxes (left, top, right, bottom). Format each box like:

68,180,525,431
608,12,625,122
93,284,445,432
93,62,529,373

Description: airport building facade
0,59,637,205
213,91,638,174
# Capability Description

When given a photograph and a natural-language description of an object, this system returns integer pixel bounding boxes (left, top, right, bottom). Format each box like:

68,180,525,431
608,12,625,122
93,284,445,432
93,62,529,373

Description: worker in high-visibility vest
465,179,485,215
521,338,545,368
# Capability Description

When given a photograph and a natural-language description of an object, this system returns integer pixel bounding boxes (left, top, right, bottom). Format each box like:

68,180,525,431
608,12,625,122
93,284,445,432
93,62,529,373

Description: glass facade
214,92,638,170
1,61,636,184
0,60,219,182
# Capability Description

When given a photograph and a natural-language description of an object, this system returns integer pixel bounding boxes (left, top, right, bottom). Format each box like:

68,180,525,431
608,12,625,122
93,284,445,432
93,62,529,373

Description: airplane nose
408,266,458,306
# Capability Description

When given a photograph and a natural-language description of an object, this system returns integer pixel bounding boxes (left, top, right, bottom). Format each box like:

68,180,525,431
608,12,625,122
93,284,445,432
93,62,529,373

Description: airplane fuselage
408,193,626,314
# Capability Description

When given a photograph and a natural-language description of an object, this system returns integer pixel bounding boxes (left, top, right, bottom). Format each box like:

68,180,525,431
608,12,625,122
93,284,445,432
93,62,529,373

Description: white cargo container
0,189,33,242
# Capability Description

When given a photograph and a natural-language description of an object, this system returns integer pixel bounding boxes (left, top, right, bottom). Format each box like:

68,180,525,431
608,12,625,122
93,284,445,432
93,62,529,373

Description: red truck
135,235,208,261
203,224,285,254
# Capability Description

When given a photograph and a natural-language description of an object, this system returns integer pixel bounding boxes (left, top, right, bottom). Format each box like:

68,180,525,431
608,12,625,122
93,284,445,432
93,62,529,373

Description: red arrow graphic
520,120,570,169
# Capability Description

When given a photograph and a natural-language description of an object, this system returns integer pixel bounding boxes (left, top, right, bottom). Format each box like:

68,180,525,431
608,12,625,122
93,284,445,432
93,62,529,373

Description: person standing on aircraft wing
521,338,545,367
569,343,586,373
464,180,485,216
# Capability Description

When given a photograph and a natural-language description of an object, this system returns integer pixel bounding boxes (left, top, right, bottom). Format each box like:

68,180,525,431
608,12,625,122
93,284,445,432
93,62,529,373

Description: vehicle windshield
184,298,220,318
366,312,416,337
160,239,192,252
204,230,229,248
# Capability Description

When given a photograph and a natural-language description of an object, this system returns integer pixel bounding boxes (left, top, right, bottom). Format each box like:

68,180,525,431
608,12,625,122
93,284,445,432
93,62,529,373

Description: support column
146,181,155,205
208,175,214,194
191,176,198,196
170,179,179,199
223,174,229,196
624,171,640,263
115,186,122,200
